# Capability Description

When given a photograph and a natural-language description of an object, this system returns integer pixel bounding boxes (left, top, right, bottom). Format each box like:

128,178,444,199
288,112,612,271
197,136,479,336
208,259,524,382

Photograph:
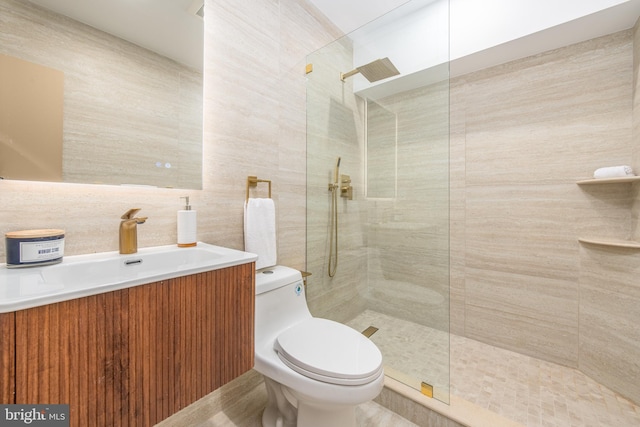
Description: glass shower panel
306,0,450,404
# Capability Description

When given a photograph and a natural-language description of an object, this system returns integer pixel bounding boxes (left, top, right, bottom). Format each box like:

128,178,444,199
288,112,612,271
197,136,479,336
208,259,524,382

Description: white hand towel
593,165,635,179
244,198,277,270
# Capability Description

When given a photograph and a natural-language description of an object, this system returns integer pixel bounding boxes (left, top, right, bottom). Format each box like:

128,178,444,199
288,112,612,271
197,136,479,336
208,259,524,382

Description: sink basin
0,242,257,313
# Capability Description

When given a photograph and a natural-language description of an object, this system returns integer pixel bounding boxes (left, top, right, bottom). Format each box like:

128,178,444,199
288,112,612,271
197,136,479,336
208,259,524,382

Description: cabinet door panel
127,264,255,425
14,291,129,426
0,312,15,404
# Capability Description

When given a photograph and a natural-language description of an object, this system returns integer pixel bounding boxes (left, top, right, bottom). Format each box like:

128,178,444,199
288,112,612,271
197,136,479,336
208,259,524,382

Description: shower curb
376,376,525,427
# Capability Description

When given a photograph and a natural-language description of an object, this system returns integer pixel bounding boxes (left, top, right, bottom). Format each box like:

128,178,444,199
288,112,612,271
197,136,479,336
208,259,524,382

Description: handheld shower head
334,157,341,184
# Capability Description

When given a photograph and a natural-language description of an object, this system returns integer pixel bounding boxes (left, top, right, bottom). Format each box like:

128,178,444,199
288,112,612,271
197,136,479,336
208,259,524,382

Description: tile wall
632,19,640,241
450,28,640,403
575,20,640,404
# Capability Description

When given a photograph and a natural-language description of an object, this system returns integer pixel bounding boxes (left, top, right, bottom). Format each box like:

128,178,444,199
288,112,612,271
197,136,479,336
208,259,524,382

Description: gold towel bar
246,176,272,201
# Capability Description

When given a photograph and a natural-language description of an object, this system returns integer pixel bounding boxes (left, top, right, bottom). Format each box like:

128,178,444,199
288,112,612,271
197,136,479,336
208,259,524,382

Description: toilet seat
274,318,383,386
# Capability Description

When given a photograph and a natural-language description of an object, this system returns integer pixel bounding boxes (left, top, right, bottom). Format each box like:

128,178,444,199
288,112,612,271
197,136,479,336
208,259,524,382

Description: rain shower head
340,57,400,83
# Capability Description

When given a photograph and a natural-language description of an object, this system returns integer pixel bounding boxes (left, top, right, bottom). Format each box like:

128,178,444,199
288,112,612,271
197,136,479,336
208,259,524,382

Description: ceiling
307,0,411,33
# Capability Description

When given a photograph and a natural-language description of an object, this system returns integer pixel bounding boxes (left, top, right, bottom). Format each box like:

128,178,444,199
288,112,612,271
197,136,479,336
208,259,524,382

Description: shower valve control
340,174,353,200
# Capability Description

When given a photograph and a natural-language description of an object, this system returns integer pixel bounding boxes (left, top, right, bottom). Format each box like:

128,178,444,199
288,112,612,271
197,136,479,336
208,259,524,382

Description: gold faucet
119,208,148,254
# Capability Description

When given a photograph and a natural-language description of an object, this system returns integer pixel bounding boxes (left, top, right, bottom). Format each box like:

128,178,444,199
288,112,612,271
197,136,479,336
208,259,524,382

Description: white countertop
0,242,257,313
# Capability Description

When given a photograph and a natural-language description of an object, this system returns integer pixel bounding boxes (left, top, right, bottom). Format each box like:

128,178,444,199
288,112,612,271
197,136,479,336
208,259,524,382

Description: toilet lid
274,318,383,386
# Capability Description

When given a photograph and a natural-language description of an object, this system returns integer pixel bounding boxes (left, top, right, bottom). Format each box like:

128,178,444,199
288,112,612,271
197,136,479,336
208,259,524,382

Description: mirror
0,0,204,189
366,100,397,198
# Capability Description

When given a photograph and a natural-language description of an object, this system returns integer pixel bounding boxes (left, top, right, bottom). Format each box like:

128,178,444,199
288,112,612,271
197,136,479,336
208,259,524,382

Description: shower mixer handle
340,174,353,200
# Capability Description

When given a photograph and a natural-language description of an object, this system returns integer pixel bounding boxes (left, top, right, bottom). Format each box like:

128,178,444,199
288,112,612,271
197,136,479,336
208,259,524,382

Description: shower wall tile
579,245,640,404
465,184,581,282
465,267,579,367
367,101,398,198
452,30,635,368
462,30,633,187
577,17,640,406
632,19,640,241
449,78,467,337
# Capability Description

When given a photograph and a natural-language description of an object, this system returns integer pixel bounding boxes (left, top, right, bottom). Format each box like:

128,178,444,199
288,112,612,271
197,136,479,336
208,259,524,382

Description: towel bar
246,176,272,201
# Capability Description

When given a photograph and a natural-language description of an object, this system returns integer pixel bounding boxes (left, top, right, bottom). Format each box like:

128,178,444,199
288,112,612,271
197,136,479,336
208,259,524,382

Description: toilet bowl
254,266,384,427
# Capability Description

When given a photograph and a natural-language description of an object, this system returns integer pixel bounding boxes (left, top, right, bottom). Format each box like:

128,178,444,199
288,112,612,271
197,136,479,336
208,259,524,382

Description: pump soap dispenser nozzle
181,196,191,210
177,196,197,247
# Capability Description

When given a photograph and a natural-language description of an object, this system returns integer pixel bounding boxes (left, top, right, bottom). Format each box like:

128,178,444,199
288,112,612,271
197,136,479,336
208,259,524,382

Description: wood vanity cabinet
0,262,255,426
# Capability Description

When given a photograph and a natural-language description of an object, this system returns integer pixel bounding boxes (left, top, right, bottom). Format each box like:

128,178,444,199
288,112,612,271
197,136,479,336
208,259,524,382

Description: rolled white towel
593,165,635,179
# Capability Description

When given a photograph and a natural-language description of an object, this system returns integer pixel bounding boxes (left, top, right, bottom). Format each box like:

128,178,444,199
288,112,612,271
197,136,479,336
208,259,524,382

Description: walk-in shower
305,1,640,426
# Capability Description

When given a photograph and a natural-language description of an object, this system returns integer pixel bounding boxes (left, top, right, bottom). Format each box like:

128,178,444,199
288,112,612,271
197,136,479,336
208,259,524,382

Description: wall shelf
576,176,640,185
578,237,640,249
576,175,640,250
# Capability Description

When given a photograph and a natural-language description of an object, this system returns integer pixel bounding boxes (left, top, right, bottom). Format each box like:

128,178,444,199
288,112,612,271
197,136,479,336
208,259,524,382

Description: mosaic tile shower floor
349,310,640,427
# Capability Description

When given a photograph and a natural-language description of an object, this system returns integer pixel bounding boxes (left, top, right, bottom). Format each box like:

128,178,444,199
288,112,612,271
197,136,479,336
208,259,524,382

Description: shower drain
361,326,379,338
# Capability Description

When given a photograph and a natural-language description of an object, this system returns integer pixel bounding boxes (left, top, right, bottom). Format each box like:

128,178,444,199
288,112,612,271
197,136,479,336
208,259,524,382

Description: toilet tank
255,266,311,343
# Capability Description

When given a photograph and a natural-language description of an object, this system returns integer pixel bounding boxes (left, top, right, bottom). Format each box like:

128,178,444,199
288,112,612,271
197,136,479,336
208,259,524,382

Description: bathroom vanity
0,243,256,426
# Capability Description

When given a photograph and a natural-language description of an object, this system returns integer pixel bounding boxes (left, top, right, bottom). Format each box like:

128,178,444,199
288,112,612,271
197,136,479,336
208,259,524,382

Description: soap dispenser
177,196,197,247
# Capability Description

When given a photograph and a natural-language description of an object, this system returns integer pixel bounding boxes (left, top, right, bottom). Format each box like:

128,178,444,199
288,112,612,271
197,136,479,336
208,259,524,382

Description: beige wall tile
632,18,640,241
465,267,579,367
452,28,640,403
579,245,640,404
577,16,640,406
450,78,467,337
461,31,632,186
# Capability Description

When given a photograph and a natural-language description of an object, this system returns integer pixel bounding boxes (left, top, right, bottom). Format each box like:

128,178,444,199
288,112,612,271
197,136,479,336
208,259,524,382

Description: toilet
254,266,384,427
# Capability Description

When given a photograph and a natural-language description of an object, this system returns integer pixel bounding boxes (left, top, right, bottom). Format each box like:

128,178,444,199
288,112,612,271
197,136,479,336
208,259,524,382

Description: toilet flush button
295,283,303,296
